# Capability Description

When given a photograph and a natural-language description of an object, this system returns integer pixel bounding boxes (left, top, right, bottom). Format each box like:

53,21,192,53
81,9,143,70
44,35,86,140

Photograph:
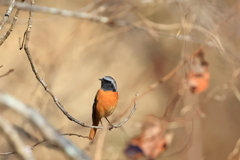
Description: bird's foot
109,125,116,131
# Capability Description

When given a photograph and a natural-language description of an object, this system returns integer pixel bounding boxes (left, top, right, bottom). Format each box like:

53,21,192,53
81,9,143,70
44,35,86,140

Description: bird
89,76,119,140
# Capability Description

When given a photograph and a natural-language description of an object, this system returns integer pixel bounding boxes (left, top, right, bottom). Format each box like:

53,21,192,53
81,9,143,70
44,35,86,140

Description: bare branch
112,48,201,123
0,0,126,26
30,133,89,150
0,0,25,46
0,8,20,46
0,0,15,30
18,0,138,131
0,116,35,160
94,129,107,160
0,133,89,156
23,44,137,129
110,93,138,130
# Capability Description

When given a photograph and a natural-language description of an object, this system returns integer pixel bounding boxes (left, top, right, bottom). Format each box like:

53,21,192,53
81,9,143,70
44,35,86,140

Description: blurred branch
203,68,240,104
228,137,240,160
0,0,15,30
109,93,138,130
0,133,89,156
18,1,138,131
135,11,159,42
0,69,14,78
94,129,107,160
0,0,126,26
0,91,90,160
0,116,35,160
13,124,39,143
0,0,232,52
116,9,238,122
0,9,20,46
133,17,225,53
9,1,90,159
80,0,102,12
21,28,138,130
112,48,201,123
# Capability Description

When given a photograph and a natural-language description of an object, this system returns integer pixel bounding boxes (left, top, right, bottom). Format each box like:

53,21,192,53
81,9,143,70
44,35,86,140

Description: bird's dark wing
92,90,99,121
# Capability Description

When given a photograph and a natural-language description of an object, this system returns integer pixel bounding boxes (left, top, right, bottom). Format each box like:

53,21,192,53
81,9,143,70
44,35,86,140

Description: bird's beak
99,78,102,81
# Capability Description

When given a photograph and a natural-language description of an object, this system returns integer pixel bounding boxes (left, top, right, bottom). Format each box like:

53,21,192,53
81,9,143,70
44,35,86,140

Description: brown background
0,0,240,159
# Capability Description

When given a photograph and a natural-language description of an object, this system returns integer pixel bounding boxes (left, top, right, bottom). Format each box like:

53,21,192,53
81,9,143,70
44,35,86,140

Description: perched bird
89,76,119,140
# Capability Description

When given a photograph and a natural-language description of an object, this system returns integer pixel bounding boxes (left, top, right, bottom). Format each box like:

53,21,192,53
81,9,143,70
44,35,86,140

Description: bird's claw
109,125,115,131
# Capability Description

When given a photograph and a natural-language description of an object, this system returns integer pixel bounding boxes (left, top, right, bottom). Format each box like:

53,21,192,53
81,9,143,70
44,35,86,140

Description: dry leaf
125,115,173,160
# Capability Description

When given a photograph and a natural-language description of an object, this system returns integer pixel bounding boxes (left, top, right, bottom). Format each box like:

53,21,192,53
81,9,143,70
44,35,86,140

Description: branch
110,93,138,130
0,69,14,78
0,0,15,30
0,0,230,50
0,0,126,26
0,8,20,46
94,129,107,160
0,91,90,160
0,116,35,160
0,0,25,46
112,48,201,123
0,133,89,156
18,0,137,131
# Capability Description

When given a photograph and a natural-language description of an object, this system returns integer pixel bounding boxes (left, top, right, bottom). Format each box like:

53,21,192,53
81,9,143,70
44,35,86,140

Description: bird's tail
89,118,100,140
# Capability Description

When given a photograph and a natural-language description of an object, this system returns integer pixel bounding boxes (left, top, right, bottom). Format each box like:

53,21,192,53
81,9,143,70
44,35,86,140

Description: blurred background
0,0,240,159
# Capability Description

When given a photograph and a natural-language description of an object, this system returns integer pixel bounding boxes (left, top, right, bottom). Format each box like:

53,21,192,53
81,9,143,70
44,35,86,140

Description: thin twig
94,129,107,160
112,48,201,123
0,0,126,26
22,35,139,129
109,93,138,130
30,133,89,149
0,116,35,160
0,92,90,160
0,8,20,46
0,0,25,46
0,0,15,30
0,133,89,156
16,2,90,159
19,5,137,130
114,9,237,122
0,69,14,78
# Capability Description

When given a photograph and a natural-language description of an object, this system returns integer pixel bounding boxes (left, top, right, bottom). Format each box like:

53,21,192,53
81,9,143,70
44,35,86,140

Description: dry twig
0,0,25,46
94,129,107,160
0,69,14,78
0,0,15,30
0,9,20,46
17,0,138,131
0,92,90,160
0,0,126,26
0,133,89,156
112,48,201,123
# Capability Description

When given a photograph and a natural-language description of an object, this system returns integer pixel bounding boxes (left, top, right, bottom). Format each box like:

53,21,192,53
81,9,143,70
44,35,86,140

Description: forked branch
19,0,137,130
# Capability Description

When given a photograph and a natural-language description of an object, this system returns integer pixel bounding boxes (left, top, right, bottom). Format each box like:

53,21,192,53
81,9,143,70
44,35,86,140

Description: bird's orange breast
96,89,119,118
